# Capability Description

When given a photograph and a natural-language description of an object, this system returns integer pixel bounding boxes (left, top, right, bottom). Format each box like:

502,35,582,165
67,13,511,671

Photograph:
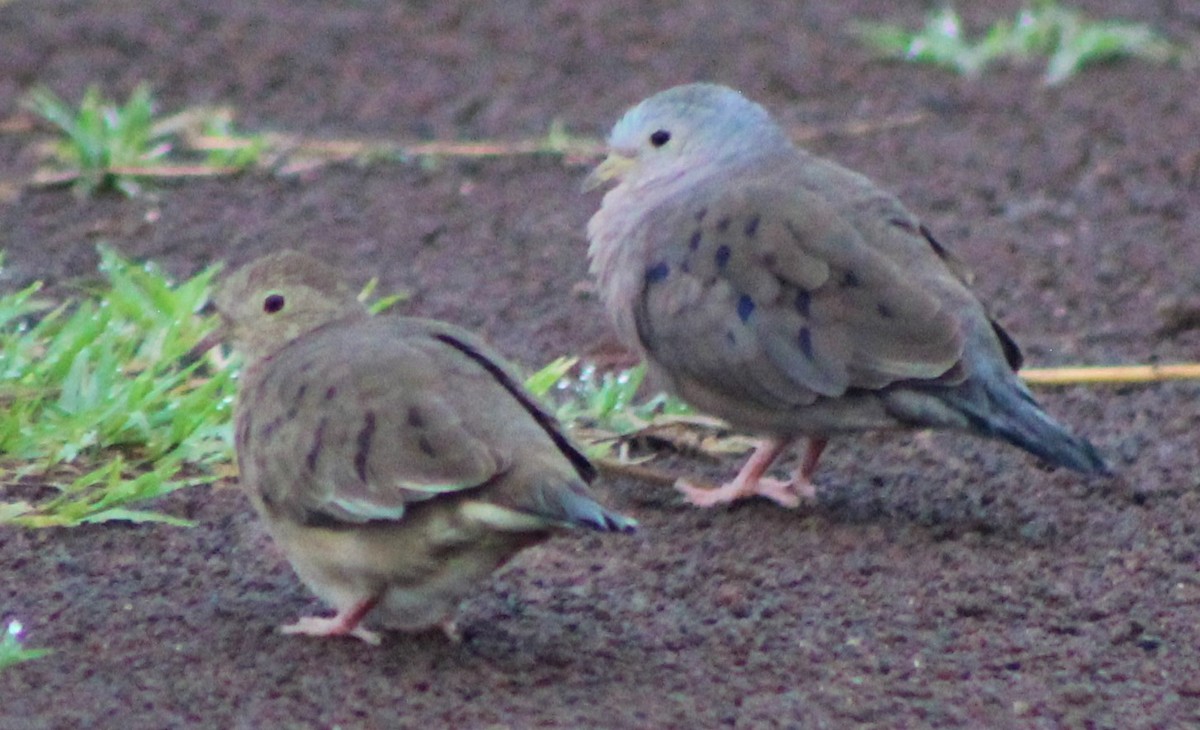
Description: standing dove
208,251,636,644
585,83,1107,509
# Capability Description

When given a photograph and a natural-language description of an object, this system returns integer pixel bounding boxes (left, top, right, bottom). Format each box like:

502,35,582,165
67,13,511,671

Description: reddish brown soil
3,1,1200,727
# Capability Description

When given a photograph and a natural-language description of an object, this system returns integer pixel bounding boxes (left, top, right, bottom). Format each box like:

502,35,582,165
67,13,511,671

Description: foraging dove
208,251,636,644
585,83,1107,508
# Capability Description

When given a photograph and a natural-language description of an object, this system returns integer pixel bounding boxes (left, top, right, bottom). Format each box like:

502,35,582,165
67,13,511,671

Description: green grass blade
0,621,51,672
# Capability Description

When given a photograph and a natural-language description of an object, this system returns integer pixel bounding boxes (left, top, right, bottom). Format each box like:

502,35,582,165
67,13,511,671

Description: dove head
212,251,368,362
585,83,792,191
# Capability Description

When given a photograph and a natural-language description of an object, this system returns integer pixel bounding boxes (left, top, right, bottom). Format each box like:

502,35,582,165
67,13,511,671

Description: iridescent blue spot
715,245,731,268
689,230,702,250
798,327,814,360
737,295,755,322
645,261,670,283
794,290,811,318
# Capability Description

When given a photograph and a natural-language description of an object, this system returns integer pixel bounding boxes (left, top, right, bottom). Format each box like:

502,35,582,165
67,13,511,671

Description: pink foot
280,615,382,645
279,596,381,645
673,437,825,509
676,476,813,508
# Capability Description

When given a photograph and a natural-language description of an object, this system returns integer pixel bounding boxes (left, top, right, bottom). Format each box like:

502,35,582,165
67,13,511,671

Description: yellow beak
581,152,636,192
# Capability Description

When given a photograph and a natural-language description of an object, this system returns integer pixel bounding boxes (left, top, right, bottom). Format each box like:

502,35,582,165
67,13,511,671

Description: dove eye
649,129,671,148
263,294,286,314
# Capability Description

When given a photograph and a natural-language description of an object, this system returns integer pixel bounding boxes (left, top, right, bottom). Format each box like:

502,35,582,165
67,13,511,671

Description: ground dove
209,251,636,644
585,83,1108,509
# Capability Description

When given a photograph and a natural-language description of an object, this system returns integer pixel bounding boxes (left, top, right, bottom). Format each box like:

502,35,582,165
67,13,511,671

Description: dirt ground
2,1,1200,727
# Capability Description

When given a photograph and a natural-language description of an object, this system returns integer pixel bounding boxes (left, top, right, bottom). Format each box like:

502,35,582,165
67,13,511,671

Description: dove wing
236,322,505,526
631,179,966,410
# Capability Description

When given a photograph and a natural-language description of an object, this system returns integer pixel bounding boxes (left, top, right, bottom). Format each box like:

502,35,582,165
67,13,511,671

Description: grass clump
853,1,1179,85
526,358,698,460
23,83,170,197
0,248,234,527
191,108,266,171
0,621,50,672
22,85,263,197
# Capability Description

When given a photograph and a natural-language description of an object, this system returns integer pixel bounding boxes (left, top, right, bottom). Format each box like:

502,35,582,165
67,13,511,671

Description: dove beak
186,316,229,363
582,151,636,192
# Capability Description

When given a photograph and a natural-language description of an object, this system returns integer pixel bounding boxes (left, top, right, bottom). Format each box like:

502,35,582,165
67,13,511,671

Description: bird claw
279,615,382,645
675,476,813,509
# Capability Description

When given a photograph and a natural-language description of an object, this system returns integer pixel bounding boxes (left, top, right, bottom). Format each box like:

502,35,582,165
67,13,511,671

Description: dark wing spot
725,329,737,345
877,302,894,319
325,386,338,400
689,230,702,250
418,435,436,457
919,224,951,260
841,270,860,288
253,449,270,475
407,407,425,428
695,208,707,222
716,217,731,232
798,327,814,360
715,245,731,269
889,217,919,235
354,412,377,482
645,261,670,284
306,417,328,473
743,216,760,237
259,416,281,440
794,290,811,318
737,294,755,322
295,384,307,400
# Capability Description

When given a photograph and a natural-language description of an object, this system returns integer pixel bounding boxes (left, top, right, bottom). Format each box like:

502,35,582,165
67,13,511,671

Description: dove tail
951,379,1110,475
480,469,638,535
461,481,637,535
544,481,639,533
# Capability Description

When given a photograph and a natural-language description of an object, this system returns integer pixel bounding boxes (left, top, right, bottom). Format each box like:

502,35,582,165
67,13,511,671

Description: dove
207,251,636,644
584,82,1108,509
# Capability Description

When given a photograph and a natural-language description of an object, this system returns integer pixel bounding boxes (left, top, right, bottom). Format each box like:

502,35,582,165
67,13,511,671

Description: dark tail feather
533,479,639,534
954,381,1110,475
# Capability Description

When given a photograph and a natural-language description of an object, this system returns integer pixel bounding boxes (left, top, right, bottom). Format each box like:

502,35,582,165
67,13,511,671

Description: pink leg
675,438,788,507
790,437,828,501
279,596,382,645
676,437,828,508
